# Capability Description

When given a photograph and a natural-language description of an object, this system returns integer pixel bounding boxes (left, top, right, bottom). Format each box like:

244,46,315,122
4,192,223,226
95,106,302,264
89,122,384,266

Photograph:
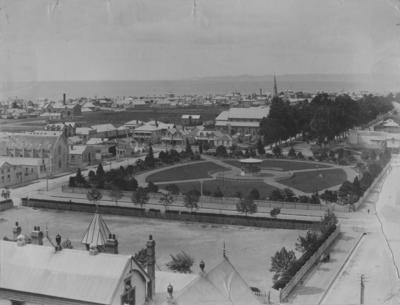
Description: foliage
159,191,174,209
213,187,224,197
132,187,149,207
272,146,282,157
216,145,228,158
270,247,297,283
257,139,265,155
86,188,103,204
236,196,257,216
249,188,260,200
288,147,296,158
145,145,155,168
166,184,180,195
185,139,193,156
270,207,281,217
166,251,195,273
319,210,338,236
295,230,320,253
320,190,338,203
109,185,123,205
146,181,159,193
184,189,200,211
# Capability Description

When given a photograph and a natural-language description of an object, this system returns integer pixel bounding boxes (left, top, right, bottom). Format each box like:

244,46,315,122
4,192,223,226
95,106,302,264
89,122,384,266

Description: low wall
21,197,319,230
278,226,341,302
0,199,13,211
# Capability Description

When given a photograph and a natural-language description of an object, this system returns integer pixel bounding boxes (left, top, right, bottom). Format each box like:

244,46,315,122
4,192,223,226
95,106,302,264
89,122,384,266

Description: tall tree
257,139,265,155
236,196,257,216
145,145,155,168
295,230,320,253
159,191,174,210
132,187,149,207
166,251,194,273
270,247,297,283
184,189,200,212
109,185,123,206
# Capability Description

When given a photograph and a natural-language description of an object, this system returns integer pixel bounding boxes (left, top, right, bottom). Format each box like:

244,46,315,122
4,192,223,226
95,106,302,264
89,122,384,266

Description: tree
360,171,373,192
61,238,73,249
249,188,260,200
272,146,282,158
134,247,148,267
270,247,297,282
109,185,123,206
184,189,200,212
296,151,305,160
283,188,295,202
166,251,194,273
288,147,296,158
236,196,257,216
319,210,338,235
320,190,338,203
213,187,224,198
310,192,321,205
96,163,105,178
338,181,354,204
257,139,265,155
185,139,193,156
199,142,203,154
127,177,138,191
86,188,103,206
166,184,180,195
1,188,10,200
75,168,87,186
269,188,284,201
160,191,174,210
295,230,319,253
146,181,158,193
270,207,281,217
132,187,149,207
145,145,155,168
352,176,362,197
216,145,228,157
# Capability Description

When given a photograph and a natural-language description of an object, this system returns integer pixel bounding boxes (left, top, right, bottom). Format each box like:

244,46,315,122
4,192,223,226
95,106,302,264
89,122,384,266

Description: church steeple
273,75,278,98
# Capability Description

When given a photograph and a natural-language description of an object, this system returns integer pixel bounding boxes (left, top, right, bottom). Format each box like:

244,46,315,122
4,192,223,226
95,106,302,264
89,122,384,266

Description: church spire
273,75,278,98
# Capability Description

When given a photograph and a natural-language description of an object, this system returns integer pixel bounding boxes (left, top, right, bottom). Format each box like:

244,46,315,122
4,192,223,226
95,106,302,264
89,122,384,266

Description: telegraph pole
360,274,365,305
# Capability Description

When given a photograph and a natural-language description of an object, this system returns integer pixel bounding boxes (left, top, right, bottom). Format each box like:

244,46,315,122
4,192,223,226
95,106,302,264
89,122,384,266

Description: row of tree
260,94,394,145
271,210,338,289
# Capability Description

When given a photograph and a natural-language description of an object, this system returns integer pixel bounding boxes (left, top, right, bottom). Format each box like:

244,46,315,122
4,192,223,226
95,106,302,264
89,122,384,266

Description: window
121,278,135,305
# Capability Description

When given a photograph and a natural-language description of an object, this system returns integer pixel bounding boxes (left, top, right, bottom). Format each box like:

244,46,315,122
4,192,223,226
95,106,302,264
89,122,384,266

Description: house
116,139,138,160
374,119,400,133
195,130,233,148
69,145,96,169
92,124,118,139
51,102,81,121
133,124,163,144
215,107,269,137
76,127,96,142
45,122,77,137
0,159,39,188
86,138,114,160
124,120,144,132
181,114,201,126
0,131,69,175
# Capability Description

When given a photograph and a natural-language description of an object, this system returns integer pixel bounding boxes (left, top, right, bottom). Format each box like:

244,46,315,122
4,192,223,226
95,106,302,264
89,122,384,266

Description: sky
0,0,400,81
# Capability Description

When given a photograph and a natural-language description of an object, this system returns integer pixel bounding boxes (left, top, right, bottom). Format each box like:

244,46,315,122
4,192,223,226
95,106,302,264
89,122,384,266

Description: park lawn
160,179,276,199
146,161,228,183
279,168,347,193
223,159,331,171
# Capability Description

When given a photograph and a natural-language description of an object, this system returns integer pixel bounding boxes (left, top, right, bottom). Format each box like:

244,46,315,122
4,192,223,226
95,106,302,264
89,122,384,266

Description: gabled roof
92,124,117,133
81,213,111,247
158,258,260,305
0,240,131,305
0,132,63,150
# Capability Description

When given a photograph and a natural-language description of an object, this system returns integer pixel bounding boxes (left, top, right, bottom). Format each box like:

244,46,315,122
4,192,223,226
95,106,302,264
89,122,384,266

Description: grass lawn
160,179,276,199
146,162,228,183
224,159,331,171
279,169,347,193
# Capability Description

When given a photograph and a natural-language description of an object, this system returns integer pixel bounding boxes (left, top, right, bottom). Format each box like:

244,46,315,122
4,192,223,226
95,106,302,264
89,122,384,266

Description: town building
215,107,269,137
195,130,233,148
91,124,119,139
0,159,39,188
45,122,77,137
76,127,96,142
181,114,201,126
69,145,96,169
0,131,69,175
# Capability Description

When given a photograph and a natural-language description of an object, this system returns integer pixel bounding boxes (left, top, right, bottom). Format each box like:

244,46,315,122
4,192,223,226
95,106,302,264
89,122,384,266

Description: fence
278,225,341,302
0,199,13,211
21,197,319,231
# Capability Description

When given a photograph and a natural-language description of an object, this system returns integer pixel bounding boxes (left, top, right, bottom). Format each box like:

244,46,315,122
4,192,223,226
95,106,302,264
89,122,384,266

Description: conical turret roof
81,213,111,247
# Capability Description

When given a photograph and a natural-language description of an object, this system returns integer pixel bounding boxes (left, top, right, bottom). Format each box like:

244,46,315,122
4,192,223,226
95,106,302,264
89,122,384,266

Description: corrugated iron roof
0,240,131,304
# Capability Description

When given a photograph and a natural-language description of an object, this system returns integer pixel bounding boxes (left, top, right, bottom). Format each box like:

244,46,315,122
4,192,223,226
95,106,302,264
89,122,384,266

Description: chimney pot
167,283,173,296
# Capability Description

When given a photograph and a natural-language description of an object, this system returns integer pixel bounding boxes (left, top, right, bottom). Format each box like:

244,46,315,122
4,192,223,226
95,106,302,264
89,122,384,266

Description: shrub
166,251,194,273
270,207,281,217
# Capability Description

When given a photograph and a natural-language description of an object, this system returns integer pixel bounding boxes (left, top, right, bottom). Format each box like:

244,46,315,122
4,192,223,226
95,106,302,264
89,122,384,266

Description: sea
1,75,399,100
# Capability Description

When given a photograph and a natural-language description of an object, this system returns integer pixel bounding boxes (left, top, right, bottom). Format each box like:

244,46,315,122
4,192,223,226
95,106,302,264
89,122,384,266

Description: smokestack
31,226,44,245
146,235,156,300
63,93,66,105
105,233,119,254
12,222,21,241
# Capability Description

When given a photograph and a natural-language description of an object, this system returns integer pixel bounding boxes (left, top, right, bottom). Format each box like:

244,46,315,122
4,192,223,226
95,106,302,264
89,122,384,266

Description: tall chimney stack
146,235,156,300
31,226,44,245
63,93,66,105
105,233,119,254
12,222,21,241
